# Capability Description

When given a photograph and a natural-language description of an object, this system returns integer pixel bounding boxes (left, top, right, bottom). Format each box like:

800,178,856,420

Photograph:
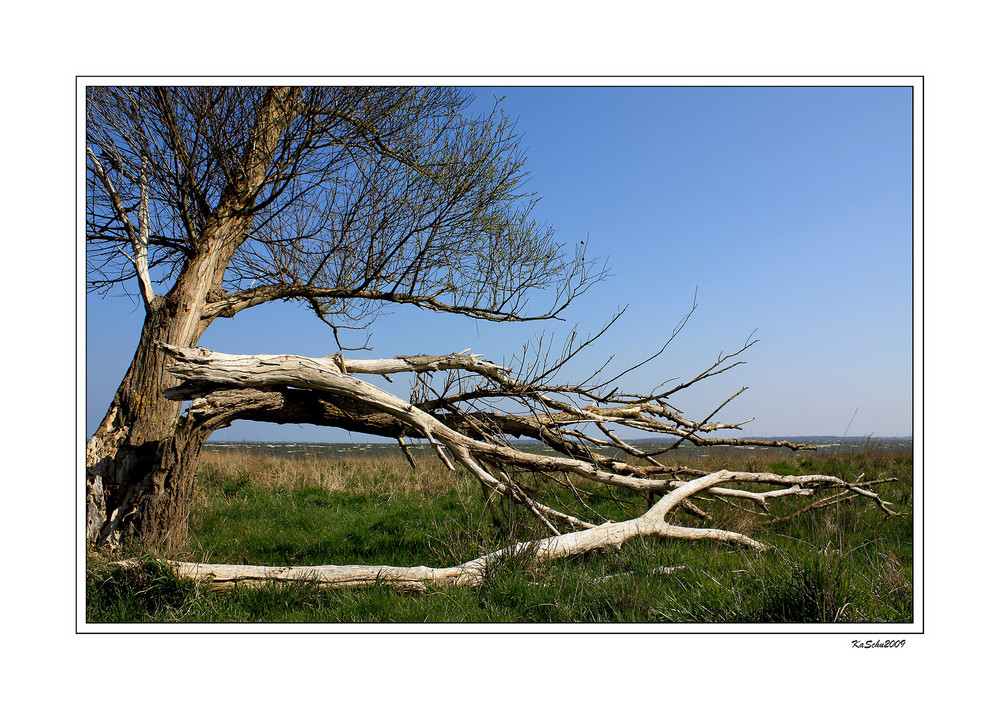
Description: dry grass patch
198,449,476,502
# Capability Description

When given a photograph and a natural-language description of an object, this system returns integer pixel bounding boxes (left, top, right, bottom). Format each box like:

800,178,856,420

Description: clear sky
86,85,914,443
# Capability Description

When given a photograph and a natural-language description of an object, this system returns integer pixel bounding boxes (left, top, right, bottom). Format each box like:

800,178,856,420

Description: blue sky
86,85,914,442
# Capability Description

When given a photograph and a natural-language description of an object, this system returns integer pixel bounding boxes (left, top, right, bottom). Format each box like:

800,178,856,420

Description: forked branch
155,341,898,591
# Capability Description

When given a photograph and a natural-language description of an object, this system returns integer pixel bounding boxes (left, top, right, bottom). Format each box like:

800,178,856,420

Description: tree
87,85,898,573
86,86,598,551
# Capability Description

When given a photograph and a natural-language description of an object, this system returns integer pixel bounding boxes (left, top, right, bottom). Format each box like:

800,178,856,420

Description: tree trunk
86,86,340,553
86,250,229,552
86,311,197,551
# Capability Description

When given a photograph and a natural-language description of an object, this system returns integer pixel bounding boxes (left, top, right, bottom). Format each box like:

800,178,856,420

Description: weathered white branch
333,352,513,378
154,560,479,593
159,344,677,495
146,470,765,593
87,146,157,311
150,343,899,591
161,344,897,508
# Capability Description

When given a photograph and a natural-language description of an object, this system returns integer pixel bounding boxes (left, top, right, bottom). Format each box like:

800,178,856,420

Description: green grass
86,447,914,624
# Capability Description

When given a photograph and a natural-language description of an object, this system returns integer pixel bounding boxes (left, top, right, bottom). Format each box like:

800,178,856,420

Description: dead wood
146,342,899,590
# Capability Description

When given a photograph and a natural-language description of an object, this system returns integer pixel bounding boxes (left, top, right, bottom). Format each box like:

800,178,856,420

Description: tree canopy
86,86,600,342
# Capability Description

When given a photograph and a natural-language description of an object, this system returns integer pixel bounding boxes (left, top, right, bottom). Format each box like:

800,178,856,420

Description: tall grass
87,445,913,624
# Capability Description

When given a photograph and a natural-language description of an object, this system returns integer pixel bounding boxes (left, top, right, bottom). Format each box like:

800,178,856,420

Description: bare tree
86,86,600,550
86,85,898,579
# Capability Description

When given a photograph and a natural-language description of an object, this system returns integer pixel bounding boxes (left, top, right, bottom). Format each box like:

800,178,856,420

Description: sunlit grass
87,446,913,624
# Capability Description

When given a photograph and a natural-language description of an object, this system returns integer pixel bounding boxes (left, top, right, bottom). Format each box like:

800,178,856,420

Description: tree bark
86,272,216,551
86,217,266,551
86,87,305,552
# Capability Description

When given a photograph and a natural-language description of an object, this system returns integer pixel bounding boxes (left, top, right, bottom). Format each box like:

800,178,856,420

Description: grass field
86,444,914,624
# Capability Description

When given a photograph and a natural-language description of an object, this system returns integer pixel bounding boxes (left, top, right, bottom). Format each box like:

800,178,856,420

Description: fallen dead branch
148,343,899,591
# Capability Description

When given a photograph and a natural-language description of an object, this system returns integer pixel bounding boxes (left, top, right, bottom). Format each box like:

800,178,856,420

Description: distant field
202,436,913,462
87,444,914,624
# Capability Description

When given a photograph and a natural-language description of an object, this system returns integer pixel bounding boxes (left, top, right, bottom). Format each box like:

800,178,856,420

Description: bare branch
160,344,898,528
87,146,157,311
